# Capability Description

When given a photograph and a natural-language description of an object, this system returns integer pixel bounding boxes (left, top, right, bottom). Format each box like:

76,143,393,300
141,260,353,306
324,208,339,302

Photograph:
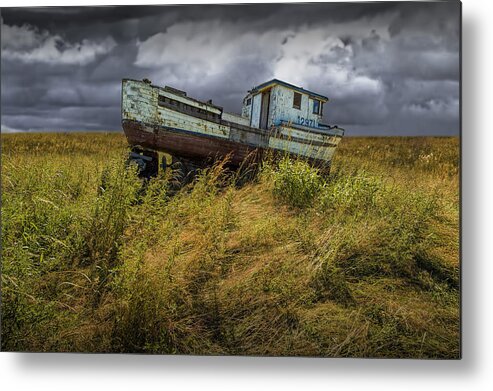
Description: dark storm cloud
1,3,399,38
1,2,460,135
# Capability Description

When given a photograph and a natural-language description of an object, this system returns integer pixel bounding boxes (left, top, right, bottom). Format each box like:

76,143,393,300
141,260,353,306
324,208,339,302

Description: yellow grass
1,132,459,357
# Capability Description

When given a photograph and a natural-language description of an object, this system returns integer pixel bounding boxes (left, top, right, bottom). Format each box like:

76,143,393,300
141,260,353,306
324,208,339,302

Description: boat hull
122,119,259,166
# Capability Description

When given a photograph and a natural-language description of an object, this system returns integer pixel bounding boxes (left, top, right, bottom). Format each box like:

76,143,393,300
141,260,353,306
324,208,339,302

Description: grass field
1,132,460,357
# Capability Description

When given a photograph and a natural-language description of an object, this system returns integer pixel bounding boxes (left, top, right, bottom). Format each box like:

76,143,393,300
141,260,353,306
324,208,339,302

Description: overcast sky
1,1,460,135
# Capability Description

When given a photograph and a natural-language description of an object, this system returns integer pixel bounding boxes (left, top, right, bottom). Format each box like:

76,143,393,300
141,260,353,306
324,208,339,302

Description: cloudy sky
1,1,460,135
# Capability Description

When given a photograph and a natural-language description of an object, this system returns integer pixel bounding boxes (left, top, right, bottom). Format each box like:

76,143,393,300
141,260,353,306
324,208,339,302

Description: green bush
270,157,324,208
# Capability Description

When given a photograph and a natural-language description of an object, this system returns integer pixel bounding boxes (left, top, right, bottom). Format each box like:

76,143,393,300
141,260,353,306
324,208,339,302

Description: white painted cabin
241,79,328,130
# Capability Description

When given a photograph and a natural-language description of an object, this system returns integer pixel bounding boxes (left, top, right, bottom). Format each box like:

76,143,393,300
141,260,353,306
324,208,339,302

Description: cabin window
312,99,320,115
246,98,252,106
293,92,302,109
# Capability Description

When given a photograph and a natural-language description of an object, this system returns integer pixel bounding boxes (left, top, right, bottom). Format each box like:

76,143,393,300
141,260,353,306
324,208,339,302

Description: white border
2,1,492,390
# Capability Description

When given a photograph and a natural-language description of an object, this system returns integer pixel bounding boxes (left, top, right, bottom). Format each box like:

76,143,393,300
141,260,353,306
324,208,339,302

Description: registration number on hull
297,116,317,127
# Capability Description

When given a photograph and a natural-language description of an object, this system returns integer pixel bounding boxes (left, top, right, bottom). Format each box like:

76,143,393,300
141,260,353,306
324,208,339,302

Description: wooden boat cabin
241,79,328,131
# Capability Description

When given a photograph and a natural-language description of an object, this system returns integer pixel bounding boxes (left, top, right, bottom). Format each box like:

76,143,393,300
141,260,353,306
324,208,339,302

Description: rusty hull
122,119,338,169
122,119,261,166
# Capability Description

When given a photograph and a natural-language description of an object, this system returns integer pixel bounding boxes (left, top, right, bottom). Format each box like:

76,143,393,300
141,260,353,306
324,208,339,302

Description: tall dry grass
1,133,459,357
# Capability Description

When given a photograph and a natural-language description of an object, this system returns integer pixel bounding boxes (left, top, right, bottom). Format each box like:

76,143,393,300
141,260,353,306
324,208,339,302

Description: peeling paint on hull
122,119,258,165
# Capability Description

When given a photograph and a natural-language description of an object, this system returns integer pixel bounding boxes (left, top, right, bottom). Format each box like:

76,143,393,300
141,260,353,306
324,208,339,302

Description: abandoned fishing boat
121,78,344,177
